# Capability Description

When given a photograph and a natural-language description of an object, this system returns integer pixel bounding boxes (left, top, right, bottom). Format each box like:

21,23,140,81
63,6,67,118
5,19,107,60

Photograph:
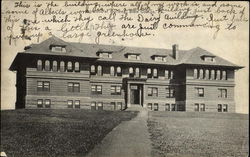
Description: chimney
172,44,179,60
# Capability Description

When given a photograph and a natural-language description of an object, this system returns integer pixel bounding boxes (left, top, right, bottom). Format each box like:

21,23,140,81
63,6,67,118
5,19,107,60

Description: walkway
86,109,152,157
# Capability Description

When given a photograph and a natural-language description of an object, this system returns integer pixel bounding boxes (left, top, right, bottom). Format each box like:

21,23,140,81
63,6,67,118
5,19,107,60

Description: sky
1,1,249,113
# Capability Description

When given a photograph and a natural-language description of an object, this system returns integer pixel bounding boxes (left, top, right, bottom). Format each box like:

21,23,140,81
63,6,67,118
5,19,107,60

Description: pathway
86,109,152,157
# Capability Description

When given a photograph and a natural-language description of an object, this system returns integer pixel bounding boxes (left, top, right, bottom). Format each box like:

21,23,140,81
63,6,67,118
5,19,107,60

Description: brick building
9,36,243,112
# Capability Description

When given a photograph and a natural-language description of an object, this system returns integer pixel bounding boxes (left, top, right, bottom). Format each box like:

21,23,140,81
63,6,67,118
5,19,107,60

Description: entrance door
130,85,139,104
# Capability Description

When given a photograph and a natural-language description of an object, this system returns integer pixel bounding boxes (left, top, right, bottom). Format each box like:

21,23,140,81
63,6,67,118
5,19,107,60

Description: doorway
130,84,142,105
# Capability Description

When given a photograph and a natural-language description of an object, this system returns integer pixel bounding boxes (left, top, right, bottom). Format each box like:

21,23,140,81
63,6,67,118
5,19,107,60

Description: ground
148,112,249,157
1,109,249,157
0,109,138,157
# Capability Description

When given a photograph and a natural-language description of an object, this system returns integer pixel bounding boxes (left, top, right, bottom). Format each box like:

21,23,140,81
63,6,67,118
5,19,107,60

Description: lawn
0,109,138,157
148,112,249,157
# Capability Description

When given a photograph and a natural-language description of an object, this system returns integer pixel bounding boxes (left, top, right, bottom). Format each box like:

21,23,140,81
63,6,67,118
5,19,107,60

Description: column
139,85,142,106
142,85,146,108
127,83,131,107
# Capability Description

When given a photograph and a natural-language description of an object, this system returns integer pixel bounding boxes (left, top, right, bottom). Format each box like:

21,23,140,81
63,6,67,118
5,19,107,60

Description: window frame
37,99,43,108
166,86,175,98
196,88,204,97
44,99,51,108
91,85,102,94
37,81,50,92
67,100,73,108
68,82,80,93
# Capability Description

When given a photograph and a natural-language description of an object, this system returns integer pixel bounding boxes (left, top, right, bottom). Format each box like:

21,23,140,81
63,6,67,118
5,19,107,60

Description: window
166,86,175,98
67,61,73,72
97,65,102,76
199,69,204,79
194,103,199,111
148,87,158,96
45,99,51,108
99,52,112,58
165,104,170,111
154,103,159,111
223,104,228,112
194,68,198,79
37,60,42,71
67,100,73,108
91,102,96,110
68,82,80,92
147,103,152,110
147,68,152,78
200,104,205,111
165,70,169,79
196,88,204,97
204,56,215,62
153,68,158,78
129,67,134,77
110,66,115,76
52,61,57,72
97,102,103,110
171,104,176,111
91,85,102,94
37,81,50,92
60,61,65,72
45,60,50,71
205,69,209,79
222,70,227,80
210,70,215,80
128,54,140,60
170,70,174,79
135,68,140,77
111,102,116,110
218,89,227,98
75,62,80,72
91,65,96,73
117,102,122,110
218,104,222,112
51,46,66,52
37,99,43,108
117,67,122,76
111,86,121,95
216,70,221,80
75,100,80,108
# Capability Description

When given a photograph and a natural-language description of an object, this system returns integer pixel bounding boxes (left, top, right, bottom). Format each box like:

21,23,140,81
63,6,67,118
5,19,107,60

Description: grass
0,109,138,157
148,112,249,157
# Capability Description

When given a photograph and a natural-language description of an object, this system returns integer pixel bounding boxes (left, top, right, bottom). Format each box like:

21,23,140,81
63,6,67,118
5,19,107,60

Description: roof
11,36,243,70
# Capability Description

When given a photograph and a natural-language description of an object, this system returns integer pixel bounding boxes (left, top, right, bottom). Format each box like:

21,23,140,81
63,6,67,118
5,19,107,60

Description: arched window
52,61,57,72
222,70,227,80
194,68,198,79
147,68,151,74
170,70,174,79
97,65,102,76
45,60,50,71
153,68,158,78
75,62,80,72
129,67,134,74
199,69,204,79
90,65,95,73
67,61,72,71
216,70,221,80
60,61,65,72
205,69,209,79
110,66,115,76
135,67,140,77
165,70,169,79
117,67,121,76
211,70,215,80
37,60,42,71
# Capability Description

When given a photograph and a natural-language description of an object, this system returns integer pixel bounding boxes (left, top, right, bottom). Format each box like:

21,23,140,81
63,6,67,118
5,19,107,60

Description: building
9,36,243,112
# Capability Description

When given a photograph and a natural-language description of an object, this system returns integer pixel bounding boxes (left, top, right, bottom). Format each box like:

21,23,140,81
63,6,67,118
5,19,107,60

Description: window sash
165,104,170,111
75,62,80,71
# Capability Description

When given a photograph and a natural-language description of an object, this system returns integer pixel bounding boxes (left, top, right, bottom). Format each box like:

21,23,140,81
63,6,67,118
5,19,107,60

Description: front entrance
130,85,140,104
